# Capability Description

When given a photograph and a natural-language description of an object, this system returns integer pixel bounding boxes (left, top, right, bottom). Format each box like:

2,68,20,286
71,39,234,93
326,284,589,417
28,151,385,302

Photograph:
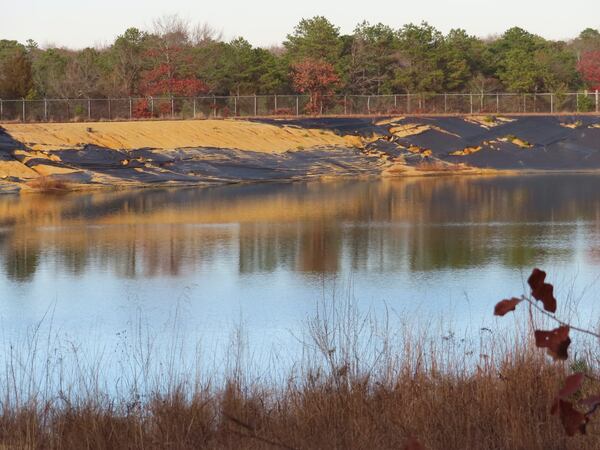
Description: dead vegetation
0,291,596,450
25,176,71,193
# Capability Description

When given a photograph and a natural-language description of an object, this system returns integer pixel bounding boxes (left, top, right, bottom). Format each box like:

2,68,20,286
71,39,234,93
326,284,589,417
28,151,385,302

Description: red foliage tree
141,62,208,97
133,99,152,118
141,41,208,97
578,51,600,91
291,58,339,115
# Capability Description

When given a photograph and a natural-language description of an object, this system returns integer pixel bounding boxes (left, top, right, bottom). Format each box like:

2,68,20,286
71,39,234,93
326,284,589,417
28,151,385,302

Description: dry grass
0,297,597,449
25,176,71,193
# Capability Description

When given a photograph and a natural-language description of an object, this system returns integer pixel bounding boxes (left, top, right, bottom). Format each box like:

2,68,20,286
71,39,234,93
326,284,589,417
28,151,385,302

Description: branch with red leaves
494,268,600,436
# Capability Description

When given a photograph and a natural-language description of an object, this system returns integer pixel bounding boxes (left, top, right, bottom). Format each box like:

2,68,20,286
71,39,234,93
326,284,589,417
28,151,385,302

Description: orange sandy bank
2,119,361,153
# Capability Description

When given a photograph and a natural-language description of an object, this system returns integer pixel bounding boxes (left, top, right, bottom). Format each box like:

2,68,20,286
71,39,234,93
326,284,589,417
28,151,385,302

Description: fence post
469,93,473,115
274,94,278,112
367,96,371,114
444,93,447,113
172,97,175,119
212,96,216,118
254,95,257,116
344,95,347,115
496,93,500,113
22,99,25,122
407,94,410,114
129,97,132,119
87,98,91,121
394,95,397,110
296,96,299,116
596,90,599,113
193,97,196,118
523,94,526,113
150,97,154,117
44,98,48,121
108,98,111,120
234,96,238,116
550,93,554,114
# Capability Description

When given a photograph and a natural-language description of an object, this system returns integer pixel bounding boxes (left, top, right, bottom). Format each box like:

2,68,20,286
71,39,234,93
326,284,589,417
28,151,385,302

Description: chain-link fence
0,92,599,122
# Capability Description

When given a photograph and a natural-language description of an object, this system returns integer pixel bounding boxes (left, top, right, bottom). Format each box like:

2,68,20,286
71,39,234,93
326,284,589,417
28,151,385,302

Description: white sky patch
3,0,599,49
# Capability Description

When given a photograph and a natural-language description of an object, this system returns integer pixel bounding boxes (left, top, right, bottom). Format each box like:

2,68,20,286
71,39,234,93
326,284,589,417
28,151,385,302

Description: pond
1,175,600,383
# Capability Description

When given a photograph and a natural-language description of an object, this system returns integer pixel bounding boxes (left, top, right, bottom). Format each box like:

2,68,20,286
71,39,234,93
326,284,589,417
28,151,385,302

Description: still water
1,175,600,375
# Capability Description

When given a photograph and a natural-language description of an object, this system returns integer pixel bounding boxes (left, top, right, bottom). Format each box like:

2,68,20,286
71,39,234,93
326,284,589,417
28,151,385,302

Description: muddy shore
0,115,599,193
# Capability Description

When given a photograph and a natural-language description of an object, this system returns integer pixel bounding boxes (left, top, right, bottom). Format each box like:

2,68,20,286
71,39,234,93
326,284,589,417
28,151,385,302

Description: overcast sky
3,0,599,49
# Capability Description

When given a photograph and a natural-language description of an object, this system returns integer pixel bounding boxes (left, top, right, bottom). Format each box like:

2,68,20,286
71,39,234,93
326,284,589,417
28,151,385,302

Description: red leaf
559,373,585,399
528,268,546,291
534,283,557,313
534,326,571,360
527,269,557,313
494,298,522,316
552,400,588,436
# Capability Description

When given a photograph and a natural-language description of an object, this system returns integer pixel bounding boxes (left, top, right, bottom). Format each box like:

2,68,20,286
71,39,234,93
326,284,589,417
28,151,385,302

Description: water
1,175,600,381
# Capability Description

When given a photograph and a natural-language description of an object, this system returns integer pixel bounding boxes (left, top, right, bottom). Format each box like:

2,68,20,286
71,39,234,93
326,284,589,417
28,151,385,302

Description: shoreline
1,115,600,194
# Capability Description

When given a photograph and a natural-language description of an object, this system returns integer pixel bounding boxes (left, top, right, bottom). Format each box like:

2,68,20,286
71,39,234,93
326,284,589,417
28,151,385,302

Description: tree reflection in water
0,174,598,282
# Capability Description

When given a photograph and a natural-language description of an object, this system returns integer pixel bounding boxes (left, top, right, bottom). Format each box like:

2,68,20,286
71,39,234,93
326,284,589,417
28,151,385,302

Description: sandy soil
2,120,356,153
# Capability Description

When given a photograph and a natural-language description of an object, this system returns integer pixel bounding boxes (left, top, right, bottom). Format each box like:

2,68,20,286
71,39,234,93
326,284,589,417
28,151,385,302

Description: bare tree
64,48,102,97
191,23,223,46
152,14,191,46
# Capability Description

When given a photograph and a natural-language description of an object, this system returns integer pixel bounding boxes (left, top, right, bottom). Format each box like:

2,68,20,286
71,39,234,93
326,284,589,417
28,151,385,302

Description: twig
521,295,600,340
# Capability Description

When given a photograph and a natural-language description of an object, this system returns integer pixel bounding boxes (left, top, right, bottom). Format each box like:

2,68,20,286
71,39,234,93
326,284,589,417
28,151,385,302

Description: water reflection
1,175,600,281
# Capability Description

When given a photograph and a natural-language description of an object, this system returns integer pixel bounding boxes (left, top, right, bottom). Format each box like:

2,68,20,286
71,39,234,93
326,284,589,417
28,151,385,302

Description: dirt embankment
0,115,599,193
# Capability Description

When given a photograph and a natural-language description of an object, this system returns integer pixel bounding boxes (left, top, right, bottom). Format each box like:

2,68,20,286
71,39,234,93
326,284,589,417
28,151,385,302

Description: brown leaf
559,373,585,399
494,298,522,316
552,399,588,436
534,326,571,360
527,268,557,313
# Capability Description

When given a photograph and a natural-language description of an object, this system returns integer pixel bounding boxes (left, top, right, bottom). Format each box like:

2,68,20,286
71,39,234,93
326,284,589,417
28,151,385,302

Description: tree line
1,15,600,104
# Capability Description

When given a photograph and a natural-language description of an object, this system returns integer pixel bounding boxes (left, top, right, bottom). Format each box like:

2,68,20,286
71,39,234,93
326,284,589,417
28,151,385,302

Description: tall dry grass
0,295,598,449
25,176,71,193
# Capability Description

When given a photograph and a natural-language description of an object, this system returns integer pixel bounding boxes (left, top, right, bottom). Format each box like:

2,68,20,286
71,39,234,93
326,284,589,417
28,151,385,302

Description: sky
2,0,599,49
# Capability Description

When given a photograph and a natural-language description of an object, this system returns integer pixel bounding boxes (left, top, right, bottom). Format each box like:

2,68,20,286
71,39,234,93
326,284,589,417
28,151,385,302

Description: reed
0,295,597,449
